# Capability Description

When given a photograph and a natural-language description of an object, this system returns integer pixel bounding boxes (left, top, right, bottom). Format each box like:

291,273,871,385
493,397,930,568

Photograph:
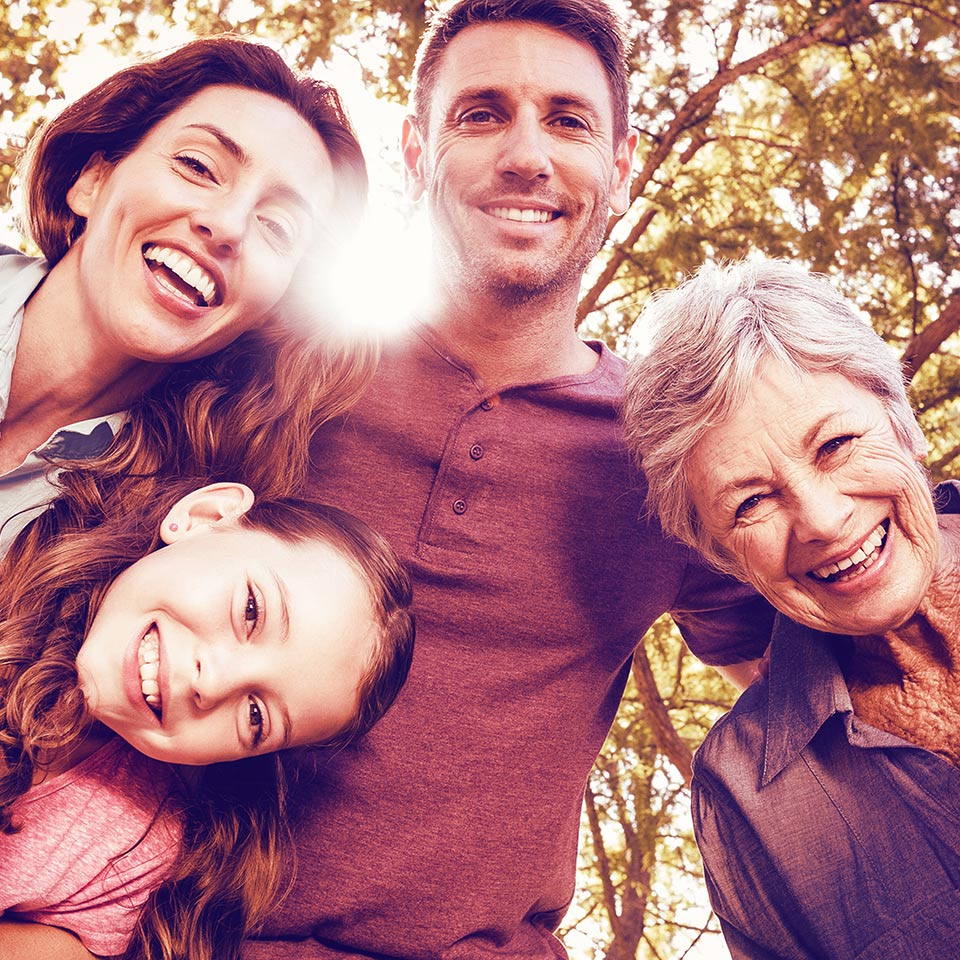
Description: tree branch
630,646,694,785
901,292,960,381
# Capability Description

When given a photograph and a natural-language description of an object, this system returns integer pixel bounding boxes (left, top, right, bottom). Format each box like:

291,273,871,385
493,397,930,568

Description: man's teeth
138,628,162,716
811,523,887,582
488,207,554,223
143,244,218,306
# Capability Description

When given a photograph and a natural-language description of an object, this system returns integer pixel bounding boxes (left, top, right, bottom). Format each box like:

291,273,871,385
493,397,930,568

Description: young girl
0,475,415,959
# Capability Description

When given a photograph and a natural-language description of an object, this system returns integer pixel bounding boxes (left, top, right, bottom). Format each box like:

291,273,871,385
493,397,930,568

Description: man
247,1,771,956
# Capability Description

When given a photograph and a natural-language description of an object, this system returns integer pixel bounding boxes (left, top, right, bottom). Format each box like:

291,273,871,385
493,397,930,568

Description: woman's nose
790,481,854,544
496,112,553,181
189,199,248,258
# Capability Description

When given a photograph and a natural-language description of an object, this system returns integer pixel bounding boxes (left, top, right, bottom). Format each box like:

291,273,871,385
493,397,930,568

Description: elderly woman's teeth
138,628,162,714
811,523,887,582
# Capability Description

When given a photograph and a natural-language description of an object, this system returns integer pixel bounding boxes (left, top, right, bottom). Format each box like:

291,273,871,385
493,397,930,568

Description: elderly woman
623,258,960,960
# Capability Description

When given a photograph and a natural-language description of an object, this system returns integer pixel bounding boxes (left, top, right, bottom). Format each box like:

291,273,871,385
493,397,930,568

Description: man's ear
401,115,427,202
608,127,640,216
65,153,112,218
159,482,256,545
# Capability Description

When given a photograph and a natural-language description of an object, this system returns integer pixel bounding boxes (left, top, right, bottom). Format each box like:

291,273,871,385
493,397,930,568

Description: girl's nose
191,639,256,710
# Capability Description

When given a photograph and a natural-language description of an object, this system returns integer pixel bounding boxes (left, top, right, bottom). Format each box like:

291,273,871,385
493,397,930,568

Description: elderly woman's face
64,84,336,363
686,359,938,636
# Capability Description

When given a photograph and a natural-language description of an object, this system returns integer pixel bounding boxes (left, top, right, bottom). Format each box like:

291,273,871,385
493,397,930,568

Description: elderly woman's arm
693,779,807,960
0,920,98,959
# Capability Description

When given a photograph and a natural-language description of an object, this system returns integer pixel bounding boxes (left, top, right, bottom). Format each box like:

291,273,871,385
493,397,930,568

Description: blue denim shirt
692,481,960,960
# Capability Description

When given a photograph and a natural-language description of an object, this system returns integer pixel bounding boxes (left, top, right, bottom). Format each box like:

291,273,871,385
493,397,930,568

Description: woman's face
76,525,376,765
64,84,336,363
686,359,938,636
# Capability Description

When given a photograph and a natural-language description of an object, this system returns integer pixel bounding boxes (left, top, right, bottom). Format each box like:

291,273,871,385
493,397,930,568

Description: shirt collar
760,616,853,787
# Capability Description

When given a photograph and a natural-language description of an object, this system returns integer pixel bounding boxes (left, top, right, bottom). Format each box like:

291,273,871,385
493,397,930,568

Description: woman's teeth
811,522,888,583
143,244,219,307
138,627,162,717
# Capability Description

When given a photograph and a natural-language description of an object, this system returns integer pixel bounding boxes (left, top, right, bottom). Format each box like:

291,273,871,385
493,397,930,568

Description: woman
2,475,414,960
1,34,371,551
622,259,960,959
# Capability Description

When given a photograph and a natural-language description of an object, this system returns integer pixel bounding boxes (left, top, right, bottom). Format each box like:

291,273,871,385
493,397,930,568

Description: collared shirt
693,481,960,960
0,249,121,554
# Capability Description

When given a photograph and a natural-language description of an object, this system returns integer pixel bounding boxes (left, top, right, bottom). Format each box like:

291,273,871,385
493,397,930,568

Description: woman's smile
143,244,221,308
808,520,888,584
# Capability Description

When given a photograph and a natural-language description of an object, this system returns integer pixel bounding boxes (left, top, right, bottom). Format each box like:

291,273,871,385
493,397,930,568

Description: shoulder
693,681,768,788
0,248,48,303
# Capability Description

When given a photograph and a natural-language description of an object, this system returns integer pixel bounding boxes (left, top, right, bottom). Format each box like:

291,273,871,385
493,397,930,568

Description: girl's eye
175,154,214,180
820,435,854,458
244,586,260,633
247,695,265,748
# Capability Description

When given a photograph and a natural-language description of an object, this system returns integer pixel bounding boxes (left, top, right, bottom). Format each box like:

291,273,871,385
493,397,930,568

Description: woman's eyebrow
185,122,247,162
184,123,313,216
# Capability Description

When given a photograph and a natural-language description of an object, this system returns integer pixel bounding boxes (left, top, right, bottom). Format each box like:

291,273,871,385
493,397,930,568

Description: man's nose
495,112,553,181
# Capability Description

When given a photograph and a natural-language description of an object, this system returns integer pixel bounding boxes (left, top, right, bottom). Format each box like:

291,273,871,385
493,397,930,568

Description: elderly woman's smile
685,359,939,638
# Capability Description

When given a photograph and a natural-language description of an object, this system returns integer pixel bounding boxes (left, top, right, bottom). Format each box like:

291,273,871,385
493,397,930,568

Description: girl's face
64,84,336,364
76,525,377,765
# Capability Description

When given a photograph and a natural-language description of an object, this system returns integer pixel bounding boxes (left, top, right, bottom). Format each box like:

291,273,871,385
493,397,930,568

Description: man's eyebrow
446,88,602,121
446,87,509,117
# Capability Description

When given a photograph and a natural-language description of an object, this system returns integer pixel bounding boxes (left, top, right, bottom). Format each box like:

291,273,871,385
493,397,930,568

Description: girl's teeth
138,628,162,713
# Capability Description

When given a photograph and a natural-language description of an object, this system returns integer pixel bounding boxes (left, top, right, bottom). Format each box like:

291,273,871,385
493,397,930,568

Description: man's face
402,21,636,305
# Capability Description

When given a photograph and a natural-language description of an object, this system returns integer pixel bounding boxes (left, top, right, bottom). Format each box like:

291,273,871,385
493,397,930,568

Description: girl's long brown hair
0,321,414,958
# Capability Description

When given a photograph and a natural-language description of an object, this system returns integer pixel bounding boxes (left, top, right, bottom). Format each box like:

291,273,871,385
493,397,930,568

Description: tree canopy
2,1,959,956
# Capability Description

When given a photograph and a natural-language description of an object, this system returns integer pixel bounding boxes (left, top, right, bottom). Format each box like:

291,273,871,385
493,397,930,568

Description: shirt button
452,498,467,515
469,444,484,460
480,399,494,411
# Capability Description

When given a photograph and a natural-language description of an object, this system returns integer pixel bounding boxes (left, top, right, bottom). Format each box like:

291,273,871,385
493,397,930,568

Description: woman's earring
168,522,179,533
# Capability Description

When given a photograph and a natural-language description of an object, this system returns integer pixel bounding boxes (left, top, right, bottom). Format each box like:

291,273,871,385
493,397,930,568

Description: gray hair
622,259,925,575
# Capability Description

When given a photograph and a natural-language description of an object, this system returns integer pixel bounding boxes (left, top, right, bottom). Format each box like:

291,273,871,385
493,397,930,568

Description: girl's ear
160,483,256,545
